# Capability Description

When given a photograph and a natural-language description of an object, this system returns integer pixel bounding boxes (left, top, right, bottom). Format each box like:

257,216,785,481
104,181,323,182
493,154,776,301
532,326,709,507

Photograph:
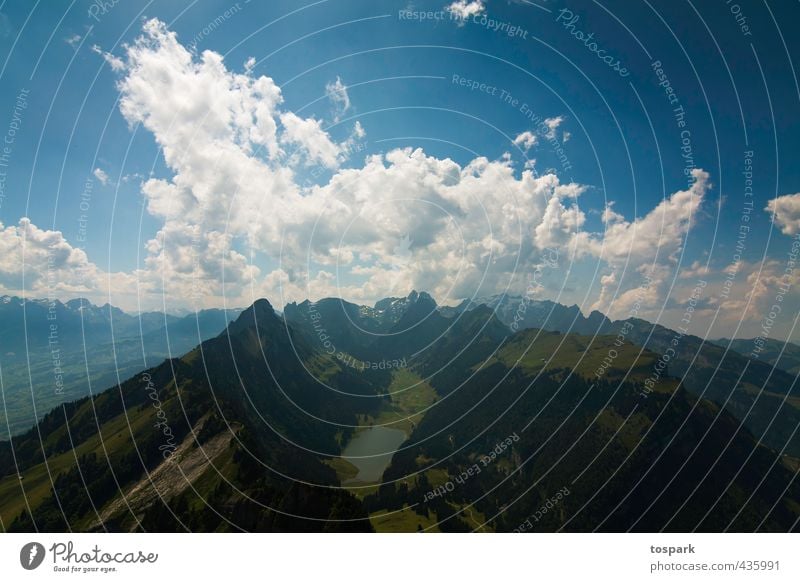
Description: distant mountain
0,295,170,352
284,290,440,360
285,290,509,363
0,296,241,435
374,290,435,326
442,294,611,335
284,297,387,358
712,337,800,375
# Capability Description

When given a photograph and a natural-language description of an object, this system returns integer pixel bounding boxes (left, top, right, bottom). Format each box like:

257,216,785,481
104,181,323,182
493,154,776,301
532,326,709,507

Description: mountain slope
462,295,800,459
3,293,799,532
603,319,800,458
713,337,800,375
0,299,378,532
369,328,800,532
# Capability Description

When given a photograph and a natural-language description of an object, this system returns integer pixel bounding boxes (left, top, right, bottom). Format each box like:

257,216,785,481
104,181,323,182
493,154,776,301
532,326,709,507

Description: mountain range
0,291,798,532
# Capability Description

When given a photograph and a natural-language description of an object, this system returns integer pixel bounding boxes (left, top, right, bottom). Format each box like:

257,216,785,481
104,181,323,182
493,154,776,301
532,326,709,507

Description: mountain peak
65,298,89,310
373,296,401,311
407,290,436,306
249,297,276,315
228,298,278,333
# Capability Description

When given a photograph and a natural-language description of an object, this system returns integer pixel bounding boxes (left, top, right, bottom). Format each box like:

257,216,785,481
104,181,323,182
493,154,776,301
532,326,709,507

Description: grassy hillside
0,300,376,532
3,298,798,532
367,331,800,532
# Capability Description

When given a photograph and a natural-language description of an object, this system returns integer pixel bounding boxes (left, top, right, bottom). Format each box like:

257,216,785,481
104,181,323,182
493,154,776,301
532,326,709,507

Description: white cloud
512,131,537,152
111,20,714,312
280,112,342,169
0,218,135,303
446,0,485,20
353,120,366,139
93,167,110,186
594,170,709,265
590,170,711,317
0,216,264,311
122,172,144,183
665,257,799,337
325,76,351,123
91,44,125,71
678,260,708,280
0,19,719,317
65,34,82,50
766,193,800,235
542,116,565,140
142,222,261,303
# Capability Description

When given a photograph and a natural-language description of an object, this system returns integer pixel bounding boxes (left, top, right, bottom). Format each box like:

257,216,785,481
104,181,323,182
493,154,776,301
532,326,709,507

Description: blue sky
0,0,799,339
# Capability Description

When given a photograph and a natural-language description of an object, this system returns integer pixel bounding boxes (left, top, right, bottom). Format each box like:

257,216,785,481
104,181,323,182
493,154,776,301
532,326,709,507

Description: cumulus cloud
93,167,110,186
678,260,709,280
0,216,263,311
446,0,486,20
766,193,800,235
281,149,585,302
0,218,135,302
280,112,342,169
512,131,537,152
101,19,711,310
325,76,351,123
676,257,799,337
590,170,711,318
91,44,124,71
595,170,709,265
542,116,565,140
0,219,89,291
0,19,716,316
142,222,261,307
